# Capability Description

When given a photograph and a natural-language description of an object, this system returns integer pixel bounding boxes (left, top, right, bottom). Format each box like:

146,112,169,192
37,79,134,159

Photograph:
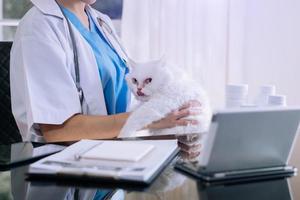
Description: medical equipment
98,18,130,60
56,1,129,112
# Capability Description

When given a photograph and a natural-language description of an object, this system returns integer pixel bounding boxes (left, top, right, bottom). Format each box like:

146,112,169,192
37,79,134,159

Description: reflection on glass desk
0,141,300,200
197,178,292,200
0,142,64,171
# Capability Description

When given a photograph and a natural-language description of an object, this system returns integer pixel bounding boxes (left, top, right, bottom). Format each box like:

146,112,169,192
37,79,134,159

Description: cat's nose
137,88,142,91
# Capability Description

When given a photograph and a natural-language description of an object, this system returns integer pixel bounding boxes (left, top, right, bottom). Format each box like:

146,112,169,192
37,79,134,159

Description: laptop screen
201,107,300,173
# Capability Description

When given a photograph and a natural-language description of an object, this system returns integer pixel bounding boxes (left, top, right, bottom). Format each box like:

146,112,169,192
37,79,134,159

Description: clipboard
27,139,179,187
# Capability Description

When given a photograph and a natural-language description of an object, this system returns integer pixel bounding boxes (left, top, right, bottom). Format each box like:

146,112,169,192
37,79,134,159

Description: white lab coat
10,0,128,142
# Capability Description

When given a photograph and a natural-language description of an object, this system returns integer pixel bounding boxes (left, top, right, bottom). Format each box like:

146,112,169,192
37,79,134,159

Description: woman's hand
146,100,203,161
147,100,202,130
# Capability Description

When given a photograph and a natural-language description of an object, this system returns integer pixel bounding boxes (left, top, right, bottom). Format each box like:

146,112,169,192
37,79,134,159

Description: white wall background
122,0,229,108
122,0,300,108
228,0,300,106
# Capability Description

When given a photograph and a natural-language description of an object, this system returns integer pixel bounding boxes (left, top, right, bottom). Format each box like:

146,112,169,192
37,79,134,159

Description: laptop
175,107,300,183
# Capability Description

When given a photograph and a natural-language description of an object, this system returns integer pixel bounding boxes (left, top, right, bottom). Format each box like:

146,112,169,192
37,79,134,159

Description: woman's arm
40,100,201,143
146,100,201,129
40,113,129,143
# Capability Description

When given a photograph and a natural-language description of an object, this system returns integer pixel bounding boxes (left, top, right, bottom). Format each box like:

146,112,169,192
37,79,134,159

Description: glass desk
1,138,300,200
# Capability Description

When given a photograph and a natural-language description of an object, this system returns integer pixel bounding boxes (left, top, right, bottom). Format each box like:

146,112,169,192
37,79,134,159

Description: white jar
267,95,287,106
254,85,276,107
225,84,248,108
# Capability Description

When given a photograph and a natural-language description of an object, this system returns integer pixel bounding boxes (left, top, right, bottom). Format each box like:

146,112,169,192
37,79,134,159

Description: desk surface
1,137,300,200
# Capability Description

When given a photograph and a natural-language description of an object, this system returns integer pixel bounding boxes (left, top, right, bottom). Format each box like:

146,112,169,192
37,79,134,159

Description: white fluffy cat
118,59,212,138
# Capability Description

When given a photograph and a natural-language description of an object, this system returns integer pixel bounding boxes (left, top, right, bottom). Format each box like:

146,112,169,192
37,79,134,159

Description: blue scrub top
61,7,130,115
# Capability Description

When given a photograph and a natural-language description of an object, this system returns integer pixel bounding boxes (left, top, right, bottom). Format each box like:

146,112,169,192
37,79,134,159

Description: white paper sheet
81,141,154,162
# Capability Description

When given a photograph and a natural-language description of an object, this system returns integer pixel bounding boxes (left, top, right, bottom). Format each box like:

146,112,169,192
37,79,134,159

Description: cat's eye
144,78,152,84
132,78,138,84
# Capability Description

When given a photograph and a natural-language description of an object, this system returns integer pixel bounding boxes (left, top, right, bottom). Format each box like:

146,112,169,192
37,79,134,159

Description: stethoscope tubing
55,1,129,112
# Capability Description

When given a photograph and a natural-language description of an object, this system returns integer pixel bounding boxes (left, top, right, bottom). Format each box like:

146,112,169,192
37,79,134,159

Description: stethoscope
56,2,129,112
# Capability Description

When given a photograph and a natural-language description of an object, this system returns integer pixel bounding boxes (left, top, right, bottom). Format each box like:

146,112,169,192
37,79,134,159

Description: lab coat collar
31,0,64,18
31,0,128,62
86,5,110,25
85,6,129,62
30,0,108,23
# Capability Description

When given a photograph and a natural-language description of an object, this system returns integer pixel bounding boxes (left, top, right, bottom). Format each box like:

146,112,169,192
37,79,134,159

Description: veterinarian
10,0,201,158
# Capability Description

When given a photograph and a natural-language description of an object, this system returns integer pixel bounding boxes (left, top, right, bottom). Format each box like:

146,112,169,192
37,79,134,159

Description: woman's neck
56,0,90,29
57,0,86,14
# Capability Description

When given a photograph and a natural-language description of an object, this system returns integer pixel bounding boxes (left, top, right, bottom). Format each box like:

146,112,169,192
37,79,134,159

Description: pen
74,142,102,161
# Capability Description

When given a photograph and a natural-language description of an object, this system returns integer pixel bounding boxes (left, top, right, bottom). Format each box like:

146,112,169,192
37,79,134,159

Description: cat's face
126,59,170,101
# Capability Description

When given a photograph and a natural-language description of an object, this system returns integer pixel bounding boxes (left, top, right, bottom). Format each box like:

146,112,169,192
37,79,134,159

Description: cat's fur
118,59,212,137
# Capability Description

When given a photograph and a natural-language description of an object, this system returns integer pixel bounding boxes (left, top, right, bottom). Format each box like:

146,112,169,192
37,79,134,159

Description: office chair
0,41,22,144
